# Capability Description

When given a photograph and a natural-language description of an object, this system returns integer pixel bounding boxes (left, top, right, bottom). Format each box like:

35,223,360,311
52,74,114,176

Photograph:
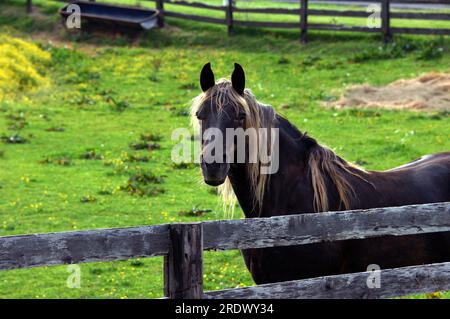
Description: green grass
0,0,449,299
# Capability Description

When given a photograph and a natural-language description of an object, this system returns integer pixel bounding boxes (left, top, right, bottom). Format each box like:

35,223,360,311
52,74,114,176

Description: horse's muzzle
204,178,226,186
201,160,229,187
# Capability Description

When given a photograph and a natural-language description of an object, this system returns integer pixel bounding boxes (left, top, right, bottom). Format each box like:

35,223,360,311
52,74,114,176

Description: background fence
26,0,450,42
1,202,450,298
149,0,450,42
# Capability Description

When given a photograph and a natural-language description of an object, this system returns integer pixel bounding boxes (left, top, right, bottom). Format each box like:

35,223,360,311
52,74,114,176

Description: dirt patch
332,72,450,111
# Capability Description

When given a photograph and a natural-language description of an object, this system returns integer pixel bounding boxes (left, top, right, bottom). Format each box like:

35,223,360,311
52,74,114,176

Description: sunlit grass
0,0,449,299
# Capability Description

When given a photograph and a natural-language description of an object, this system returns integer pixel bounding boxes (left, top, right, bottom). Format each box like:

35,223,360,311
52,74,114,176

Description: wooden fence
1,202,450,298
147,0,450,42
26,0,450,41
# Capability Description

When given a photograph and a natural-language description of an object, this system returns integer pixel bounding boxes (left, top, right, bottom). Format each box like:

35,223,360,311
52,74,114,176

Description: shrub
0,35,51,100
417,38,446,60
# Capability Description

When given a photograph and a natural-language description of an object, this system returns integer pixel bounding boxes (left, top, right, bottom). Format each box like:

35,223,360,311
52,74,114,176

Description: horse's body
194,63,450,284
231,115,450,283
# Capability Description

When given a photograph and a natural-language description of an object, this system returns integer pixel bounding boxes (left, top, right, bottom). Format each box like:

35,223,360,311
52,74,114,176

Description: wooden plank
156,0,164,27
391,11,450,20
164,223,203,299
27,0,32,13
162,0,225,11
226,0,234,35
300,0,308,43
152,0,450,8
391,27,450,35
1,202,449,270
309,23,380,32
390,0,450,3
381,0,392,42
303,0,450,3
309,9,372,18
233,7,299,15
234,20,299,29
164,11,226,24
202,202,450,251
146,0,449,3
0,225,169,270
230,8,450,20
163,255,170,297
205,262,450,299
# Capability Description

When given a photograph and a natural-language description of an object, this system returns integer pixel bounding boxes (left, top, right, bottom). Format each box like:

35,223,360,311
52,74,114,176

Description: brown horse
192,62,450,284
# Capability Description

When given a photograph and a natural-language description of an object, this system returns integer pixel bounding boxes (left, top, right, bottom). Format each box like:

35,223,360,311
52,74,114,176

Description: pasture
0,0,449,298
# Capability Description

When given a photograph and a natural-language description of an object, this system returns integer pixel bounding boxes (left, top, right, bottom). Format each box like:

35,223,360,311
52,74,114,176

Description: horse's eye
237,112,246,120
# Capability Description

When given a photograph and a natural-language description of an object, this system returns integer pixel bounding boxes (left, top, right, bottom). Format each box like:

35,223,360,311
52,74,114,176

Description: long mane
307,144,368,212
190,79,275,214
190,79,367,214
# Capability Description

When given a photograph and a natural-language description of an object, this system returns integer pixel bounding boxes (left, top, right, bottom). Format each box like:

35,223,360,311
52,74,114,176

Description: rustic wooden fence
26,0,450,41
148,0,450,42
1,202,450,298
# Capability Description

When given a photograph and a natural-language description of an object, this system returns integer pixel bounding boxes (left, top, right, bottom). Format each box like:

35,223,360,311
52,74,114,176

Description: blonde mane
307,145,368,212
190,79,275,214
190,79,367,215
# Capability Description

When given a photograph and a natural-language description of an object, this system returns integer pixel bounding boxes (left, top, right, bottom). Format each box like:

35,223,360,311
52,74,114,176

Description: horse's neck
228,125,311,218
228,128,379,217
227,163,259,217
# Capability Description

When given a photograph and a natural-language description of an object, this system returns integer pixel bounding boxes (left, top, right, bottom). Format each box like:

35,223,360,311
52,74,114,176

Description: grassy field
0,0,449,298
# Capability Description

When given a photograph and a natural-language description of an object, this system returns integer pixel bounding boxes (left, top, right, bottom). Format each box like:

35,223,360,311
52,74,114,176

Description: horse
191,62,450,284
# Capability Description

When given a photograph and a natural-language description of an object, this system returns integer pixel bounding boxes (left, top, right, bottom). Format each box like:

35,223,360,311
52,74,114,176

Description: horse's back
387,152,450,172
378,152,450,204
242,152,450,285
345,153,450,275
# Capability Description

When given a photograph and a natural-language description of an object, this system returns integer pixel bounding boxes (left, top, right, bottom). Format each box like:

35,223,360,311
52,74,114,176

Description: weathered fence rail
30,0,450,41
143,0,450,42
1,202,450,298
205,262,450,299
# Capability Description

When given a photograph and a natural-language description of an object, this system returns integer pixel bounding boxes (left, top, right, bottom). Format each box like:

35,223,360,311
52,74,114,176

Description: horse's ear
200,62,215,92
231,63,245,95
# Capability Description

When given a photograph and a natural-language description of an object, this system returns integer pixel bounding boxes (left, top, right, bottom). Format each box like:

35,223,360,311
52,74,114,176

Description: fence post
300,0,308,44
226,0,234,35
381,0,391,43
156,0,165,28
26,0,32,13
164,223,204,299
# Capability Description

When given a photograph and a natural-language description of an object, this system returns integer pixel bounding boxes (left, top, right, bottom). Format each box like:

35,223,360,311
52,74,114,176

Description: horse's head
193,63,247,186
